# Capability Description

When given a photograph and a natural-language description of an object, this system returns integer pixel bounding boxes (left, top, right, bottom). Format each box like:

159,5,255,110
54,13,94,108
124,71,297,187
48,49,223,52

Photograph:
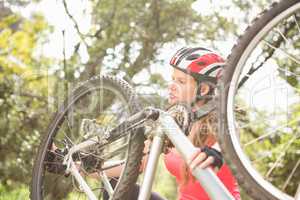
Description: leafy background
0,0,298,199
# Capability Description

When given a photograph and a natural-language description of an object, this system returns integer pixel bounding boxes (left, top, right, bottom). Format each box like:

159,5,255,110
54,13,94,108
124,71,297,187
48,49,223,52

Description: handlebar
107,107,160,141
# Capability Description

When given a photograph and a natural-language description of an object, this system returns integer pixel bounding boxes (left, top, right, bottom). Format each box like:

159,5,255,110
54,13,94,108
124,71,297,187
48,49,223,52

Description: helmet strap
190,82,216,121
190,99,216,122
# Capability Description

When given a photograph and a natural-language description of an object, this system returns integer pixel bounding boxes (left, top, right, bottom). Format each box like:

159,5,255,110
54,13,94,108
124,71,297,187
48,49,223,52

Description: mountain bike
31,0,300,199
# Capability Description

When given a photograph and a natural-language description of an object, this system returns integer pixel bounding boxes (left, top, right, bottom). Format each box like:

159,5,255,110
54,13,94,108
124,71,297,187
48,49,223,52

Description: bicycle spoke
265,133,299,178
61,126,75,146
252,143,285,163
45,149,64,158
274,28,291,46
100,142,129,160
237,113,274,130
293,15,300,34
277,67,300,78
244,117,299,147
262,39,300,65
99,85,104,113
114,103,128,121
282,159,300,191
237,117,266,129
99,171,114,197
52,138,67,146
295,184,300,200
65,116,75,137
71,175,82,194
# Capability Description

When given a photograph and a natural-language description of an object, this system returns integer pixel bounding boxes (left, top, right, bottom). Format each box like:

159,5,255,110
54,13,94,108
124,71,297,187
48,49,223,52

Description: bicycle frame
63,108,235,200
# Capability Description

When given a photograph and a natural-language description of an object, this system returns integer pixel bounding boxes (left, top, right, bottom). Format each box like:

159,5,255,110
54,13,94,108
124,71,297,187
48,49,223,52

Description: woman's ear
199,83,210,96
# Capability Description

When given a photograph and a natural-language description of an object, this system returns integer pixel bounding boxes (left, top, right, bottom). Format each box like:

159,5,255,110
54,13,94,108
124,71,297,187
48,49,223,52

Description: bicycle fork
138,127,165,200
138,110,235,200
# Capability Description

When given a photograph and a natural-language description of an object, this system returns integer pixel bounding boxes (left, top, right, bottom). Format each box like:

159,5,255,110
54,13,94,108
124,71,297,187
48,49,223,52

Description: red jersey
163,148,241,200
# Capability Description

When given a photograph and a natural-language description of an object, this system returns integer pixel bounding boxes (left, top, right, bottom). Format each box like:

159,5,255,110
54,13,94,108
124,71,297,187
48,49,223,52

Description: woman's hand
188,148,215,170
187,146,223,172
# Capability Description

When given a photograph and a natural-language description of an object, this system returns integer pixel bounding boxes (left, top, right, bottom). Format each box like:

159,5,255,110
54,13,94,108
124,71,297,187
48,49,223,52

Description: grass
0,184,30,200
0,160,252,200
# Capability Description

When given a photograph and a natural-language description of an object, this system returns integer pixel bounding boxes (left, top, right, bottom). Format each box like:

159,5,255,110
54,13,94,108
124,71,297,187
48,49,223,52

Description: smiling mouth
169,94,176,99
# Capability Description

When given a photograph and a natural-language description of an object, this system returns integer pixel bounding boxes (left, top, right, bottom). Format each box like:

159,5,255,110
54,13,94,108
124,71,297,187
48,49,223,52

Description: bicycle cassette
166,103,192,136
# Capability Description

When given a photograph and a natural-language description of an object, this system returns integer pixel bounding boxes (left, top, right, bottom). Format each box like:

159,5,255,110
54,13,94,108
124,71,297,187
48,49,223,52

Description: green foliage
238,102,300,197
76,0,239,80
1,0,298,199
152,157,177,200
0,184,29,200
0,9,52,188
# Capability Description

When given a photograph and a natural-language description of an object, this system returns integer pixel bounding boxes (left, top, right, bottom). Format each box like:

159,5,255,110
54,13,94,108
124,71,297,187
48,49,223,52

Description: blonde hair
180,111,217,185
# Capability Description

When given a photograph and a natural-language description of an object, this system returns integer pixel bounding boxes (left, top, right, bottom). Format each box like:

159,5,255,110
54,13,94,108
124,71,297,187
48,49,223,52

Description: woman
106,46,240,200
162,47,241,200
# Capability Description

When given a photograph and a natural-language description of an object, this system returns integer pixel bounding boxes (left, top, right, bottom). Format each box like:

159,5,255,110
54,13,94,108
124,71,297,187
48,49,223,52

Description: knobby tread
217,0,299,200
31,75,145,200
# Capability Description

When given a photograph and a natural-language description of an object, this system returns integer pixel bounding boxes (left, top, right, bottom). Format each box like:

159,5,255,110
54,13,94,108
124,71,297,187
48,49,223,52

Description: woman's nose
168,81,177,92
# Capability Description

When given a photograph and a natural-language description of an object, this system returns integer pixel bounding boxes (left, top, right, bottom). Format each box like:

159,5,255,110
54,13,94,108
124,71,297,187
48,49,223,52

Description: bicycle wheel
218,0,300,200
31,75,145,200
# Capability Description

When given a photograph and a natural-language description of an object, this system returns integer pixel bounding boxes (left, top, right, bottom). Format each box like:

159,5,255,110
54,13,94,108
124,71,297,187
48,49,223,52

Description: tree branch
127,40,156,78
18,92,48,103
62,0,89,47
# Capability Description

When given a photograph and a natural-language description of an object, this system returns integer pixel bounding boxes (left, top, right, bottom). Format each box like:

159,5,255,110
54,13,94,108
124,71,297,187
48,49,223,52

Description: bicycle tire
217,0,300,200
31,75,145,200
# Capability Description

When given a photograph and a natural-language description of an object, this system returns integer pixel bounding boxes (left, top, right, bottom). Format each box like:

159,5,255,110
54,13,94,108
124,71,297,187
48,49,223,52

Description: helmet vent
186,54,200,60
197,61,206,66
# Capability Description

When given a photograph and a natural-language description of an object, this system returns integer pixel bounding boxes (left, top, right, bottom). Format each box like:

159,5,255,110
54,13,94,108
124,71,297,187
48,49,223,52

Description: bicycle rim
31,75,145,200
221,1,300,200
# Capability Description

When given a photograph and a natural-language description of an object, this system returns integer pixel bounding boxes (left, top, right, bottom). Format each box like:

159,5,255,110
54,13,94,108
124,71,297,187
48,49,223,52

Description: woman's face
168,68,197,105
